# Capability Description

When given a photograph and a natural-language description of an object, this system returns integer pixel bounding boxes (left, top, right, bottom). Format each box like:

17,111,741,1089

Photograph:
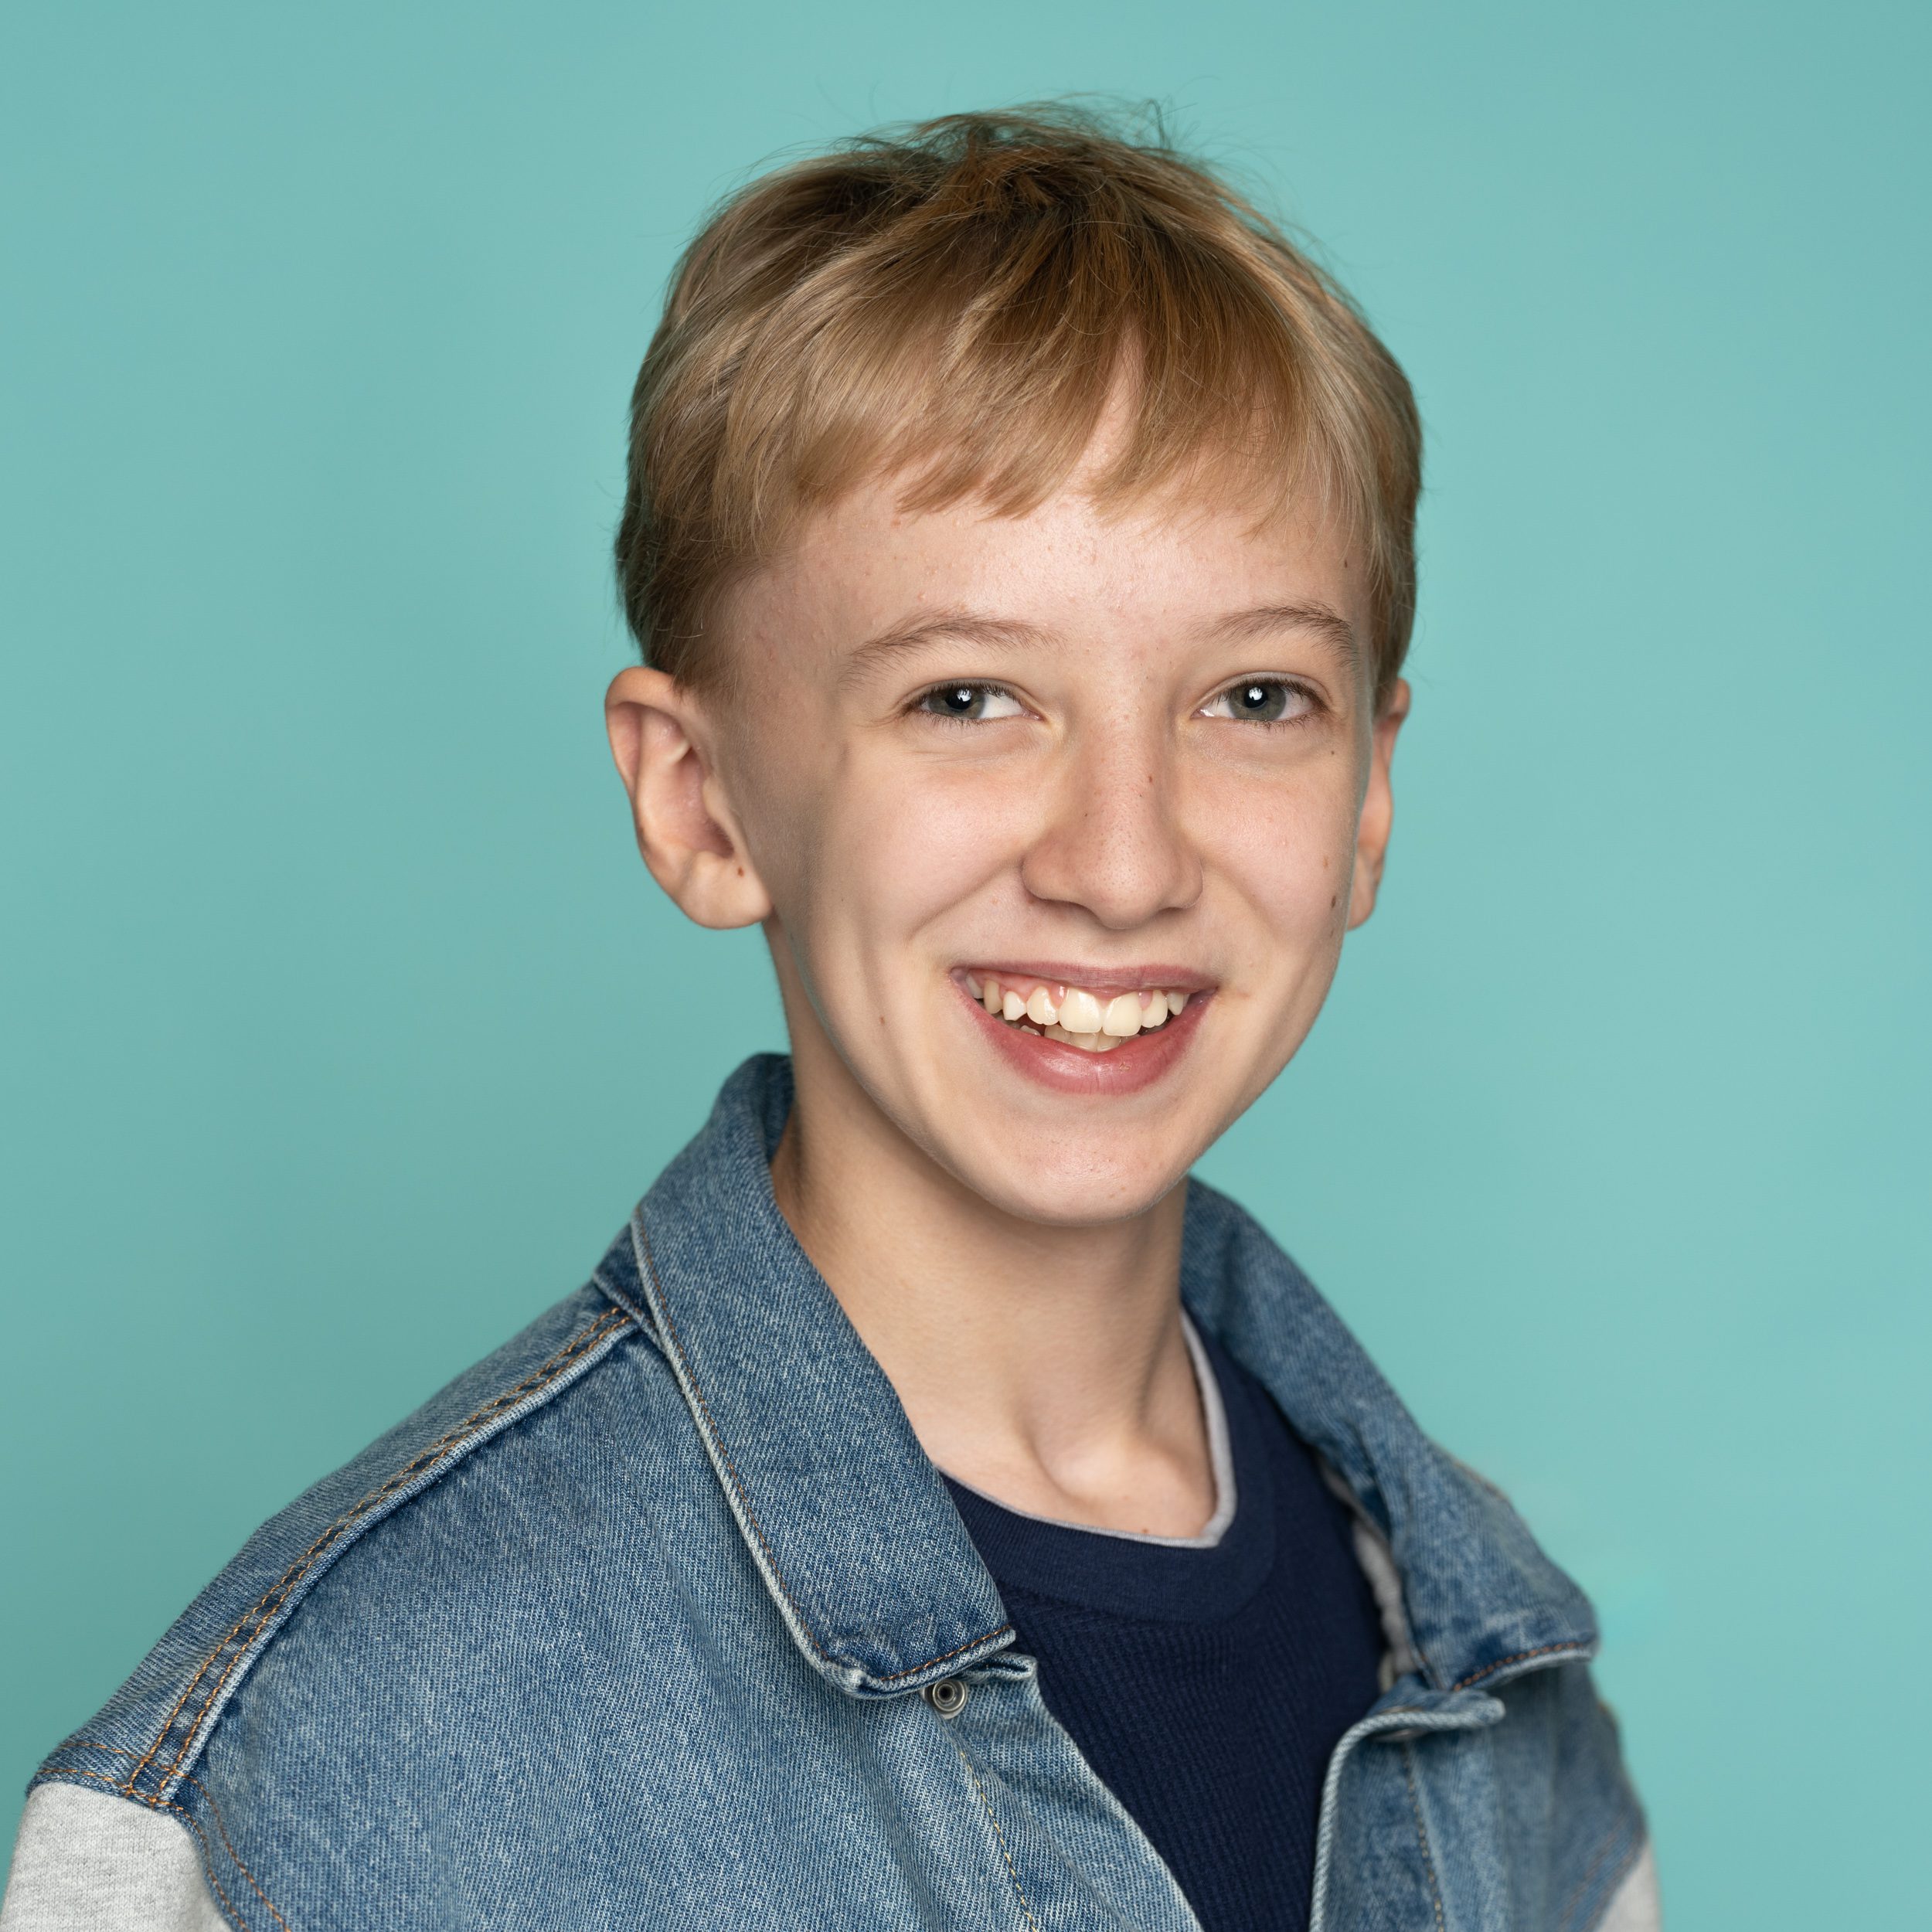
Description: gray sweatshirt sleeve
2,1785,229,1932
1597,1843,1663,1932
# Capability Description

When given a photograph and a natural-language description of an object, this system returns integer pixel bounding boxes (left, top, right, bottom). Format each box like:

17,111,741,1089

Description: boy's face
609,453,1406,1229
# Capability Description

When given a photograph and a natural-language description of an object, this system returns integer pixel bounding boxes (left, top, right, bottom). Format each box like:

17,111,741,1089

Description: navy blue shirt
944,1328,1384,1932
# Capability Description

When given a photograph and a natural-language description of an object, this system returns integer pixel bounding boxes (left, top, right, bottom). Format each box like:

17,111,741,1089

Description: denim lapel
592,1053,1015,1697
1177,1179,1599,1693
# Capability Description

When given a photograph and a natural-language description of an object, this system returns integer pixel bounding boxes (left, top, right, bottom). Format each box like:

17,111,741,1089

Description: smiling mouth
961,971,1202,1053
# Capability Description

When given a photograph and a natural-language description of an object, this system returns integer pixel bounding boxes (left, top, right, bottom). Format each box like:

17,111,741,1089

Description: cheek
770,750,1027,969
1197,763,1359,957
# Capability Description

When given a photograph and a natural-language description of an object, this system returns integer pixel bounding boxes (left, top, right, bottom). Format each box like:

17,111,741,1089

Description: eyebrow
1202,600,1362,682
841,599,1361,684
839,611,1049,685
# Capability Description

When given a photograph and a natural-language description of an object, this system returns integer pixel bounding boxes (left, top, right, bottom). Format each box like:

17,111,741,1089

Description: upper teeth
968,974,1195,1049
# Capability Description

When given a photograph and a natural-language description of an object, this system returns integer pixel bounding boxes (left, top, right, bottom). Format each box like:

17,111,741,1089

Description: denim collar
592,1055,1596,1700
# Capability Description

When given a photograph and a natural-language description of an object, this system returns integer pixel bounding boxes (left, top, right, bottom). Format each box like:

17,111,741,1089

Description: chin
933,1134,1192,1230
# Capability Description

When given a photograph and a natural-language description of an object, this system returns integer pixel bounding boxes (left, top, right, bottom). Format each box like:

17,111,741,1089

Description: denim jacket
8,1055,1656,1931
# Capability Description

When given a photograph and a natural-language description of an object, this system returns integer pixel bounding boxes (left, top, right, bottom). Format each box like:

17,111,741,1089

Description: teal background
2,2,1926,1918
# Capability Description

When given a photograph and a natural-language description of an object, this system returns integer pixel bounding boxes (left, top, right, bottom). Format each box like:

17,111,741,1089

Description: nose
1018,724,1203,930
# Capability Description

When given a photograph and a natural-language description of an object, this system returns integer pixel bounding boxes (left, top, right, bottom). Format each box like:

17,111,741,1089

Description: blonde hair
616,107,1421,706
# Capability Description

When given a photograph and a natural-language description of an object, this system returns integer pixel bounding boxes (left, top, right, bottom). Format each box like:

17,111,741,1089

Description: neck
770,1036,1215,1538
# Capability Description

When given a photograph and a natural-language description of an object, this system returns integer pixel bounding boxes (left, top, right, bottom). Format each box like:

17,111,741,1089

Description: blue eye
917,682,1026,722
1202,679,1313,724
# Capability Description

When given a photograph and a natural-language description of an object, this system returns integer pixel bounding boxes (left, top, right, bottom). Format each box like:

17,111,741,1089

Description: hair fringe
617,104,1420,706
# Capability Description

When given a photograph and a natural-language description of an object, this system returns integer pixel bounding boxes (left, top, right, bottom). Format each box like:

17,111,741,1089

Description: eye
1199,678,1317,726
914,682,1027,723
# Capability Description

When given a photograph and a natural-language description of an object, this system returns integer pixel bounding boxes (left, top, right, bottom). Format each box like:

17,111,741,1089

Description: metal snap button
923,1677,969,1718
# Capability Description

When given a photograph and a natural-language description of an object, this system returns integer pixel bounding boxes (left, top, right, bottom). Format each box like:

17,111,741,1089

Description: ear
1346,677,1410,930
604,666,773,930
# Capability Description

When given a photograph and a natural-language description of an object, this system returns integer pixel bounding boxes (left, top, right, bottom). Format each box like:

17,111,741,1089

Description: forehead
730,470,1369,681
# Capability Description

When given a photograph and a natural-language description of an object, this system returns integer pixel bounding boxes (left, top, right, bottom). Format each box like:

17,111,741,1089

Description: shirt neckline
937,1311,1239,1549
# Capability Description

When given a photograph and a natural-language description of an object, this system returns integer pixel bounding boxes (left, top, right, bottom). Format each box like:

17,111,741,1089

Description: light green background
3,2,1927,1920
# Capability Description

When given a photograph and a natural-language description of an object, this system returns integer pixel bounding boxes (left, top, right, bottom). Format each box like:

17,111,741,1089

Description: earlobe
604,667,772,930
1345,677,1410,931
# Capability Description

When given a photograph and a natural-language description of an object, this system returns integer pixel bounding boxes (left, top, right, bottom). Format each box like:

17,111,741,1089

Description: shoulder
32,1250,681,1814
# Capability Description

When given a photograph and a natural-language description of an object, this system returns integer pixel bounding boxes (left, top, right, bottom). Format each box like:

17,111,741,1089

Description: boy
3,109,1658,1931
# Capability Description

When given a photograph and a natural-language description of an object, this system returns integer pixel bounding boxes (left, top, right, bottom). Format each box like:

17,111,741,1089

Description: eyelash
911,682,1026,726
1199,678,1325,728
907,678,1327,728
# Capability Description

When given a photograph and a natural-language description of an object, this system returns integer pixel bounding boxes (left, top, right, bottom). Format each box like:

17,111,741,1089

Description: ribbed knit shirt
943,1325,1385,1932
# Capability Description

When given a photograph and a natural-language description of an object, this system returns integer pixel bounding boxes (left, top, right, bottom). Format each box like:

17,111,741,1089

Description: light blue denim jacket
15,1055,1654,1930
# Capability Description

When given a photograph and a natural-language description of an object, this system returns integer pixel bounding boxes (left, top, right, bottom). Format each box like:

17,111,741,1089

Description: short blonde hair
616,107,1421,706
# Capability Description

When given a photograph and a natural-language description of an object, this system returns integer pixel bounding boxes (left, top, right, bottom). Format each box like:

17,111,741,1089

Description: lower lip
958,981,1211,1097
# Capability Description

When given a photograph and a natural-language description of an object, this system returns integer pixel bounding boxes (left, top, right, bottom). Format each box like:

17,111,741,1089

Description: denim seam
876,1630,1013,1682
590,1267,668,1358
1401,1743,1447,1932
52,1741,288,1931
1563,1815,1642,1932
631,1211,1012,1684
33,1767,254,1931
951,1741,1043,1932
1451,1641,1592,1691
122,1304,634,1796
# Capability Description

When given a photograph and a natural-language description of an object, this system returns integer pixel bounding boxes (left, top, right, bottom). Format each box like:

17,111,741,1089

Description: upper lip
959,961,1217,993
